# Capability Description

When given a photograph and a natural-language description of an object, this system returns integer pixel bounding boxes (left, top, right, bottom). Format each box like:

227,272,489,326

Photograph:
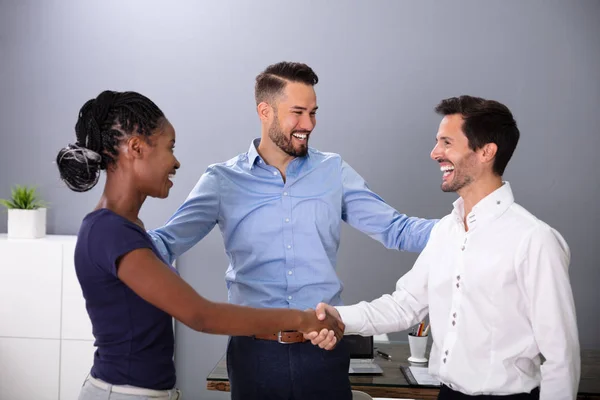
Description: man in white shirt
306,95,580,399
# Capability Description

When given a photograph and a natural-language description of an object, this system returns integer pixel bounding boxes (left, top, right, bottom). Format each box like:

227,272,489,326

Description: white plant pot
7,208,46,239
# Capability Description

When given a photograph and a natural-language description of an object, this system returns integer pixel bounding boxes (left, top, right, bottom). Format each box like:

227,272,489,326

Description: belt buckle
277,331,294,344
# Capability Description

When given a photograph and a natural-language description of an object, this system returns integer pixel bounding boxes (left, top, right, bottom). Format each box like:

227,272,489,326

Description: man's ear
479,142,497,164
257,102,273,122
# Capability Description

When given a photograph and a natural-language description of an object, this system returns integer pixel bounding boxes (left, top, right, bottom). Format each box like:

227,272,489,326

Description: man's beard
268,115,309,158
441,154,477,193
441,171,473,193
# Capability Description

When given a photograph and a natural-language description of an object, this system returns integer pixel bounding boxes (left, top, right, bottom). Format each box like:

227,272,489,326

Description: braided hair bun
56,90,165,192
56,143,103,192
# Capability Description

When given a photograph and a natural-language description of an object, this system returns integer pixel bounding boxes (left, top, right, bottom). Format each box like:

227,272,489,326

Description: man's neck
257,134,295,178
458,175,503,229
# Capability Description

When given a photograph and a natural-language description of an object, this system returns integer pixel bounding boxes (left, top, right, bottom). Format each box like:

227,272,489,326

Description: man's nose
299,115,314,132
430,144,441,160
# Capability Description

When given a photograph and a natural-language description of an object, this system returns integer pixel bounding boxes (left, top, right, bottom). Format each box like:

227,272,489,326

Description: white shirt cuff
336,305,364,335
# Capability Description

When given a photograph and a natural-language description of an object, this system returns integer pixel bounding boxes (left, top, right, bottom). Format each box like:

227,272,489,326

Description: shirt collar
451,181,515,230
246,138,262,169
245,138,310,170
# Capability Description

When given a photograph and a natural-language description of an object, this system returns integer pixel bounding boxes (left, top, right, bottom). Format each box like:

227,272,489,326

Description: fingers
324,335,337,351
307,328,340,350
322,305,344,342
327,313,345,341
315,302,327,320
336,320,346,340
331,321,343,341
303,331,317,340
318,330,335,349
313,329,336,349
310,328,329,345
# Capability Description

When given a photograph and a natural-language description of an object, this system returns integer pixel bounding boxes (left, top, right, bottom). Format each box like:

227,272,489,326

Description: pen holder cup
407,333,428,363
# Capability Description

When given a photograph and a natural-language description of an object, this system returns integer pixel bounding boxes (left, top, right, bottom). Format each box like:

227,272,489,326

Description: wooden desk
206,342,600,399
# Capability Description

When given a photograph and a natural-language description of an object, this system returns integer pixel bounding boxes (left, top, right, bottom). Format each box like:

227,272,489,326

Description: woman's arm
117,248,344,339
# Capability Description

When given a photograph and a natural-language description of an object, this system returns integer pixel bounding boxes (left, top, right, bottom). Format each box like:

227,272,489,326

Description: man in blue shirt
149,61,436,400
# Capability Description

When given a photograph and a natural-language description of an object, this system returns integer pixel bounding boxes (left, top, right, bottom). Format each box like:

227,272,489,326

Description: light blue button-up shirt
149,139,436,310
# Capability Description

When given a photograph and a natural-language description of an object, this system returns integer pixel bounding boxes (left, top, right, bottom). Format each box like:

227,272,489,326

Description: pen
422,324,430,337
376,350,392,360
416,321,424,336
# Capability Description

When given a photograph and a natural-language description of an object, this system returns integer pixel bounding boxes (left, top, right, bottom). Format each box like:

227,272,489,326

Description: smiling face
430,114,481,193
266,81,317,158
129,118,181,199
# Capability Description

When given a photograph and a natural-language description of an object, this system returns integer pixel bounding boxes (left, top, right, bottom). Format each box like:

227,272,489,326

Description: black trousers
438,384,540,400
226,335,352,400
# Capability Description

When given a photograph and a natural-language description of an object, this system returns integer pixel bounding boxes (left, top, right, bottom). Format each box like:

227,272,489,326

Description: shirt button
288,296,292,300
443,358,447,363
445,350,449,355
285,218,290,223
273,171,278,175
288,270,293,275
456,283,460,288
283,192,288,196
456,275,460,280
287,245,292,249
461,246,465,251
453,312,457,318
452,320,456,326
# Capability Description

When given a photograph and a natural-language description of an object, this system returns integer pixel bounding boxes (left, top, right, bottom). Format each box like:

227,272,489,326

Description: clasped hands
300,302,344,350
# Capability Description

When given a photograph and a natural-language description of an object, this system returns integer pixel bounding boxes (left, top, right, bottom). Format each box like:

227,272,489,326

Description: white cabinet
0,337,60,400
0,240,62,339
0,235,94,400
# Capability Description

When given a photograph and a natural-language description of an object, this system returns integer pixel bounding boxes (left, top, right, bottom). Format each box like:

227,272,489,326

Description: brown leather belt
254,331,308,344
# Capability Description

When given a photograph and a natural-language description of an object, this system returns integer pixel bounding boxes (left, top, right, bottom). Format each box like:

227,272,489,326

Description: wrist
295,310,308,331
335,306,351,325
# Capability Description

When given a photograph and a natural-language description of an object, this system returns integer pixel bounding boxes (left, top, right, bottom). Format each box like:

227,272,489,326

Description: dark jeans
226,335,352,400
438,384,540,400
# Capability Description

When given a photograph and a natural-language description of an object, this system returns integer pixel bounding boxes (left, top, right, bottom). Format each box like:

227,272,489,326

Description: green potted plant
0,185,47,239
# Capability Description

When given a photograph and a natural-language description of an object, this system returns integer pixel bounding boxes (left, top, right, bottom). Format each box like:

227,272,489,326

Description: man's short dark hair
435,95,520,176
255,62,319,105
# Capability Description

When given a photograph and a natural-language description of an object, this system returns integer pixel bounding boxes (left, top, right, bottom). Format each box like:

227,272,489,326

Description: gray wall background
1,0,599,398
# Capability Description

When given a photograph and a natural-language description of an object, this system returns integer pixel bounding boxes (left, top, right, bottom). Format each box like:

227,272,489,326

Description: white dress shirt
337,182,580,399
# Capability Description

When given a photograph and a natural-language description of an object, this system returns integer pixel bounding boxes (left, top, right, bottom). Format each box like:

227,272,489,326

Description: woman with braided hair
56,90,343,400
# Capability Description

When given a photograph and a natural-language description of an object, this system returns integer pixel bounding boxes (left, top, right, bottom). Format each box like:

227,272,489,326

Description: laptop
345,335,384,375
